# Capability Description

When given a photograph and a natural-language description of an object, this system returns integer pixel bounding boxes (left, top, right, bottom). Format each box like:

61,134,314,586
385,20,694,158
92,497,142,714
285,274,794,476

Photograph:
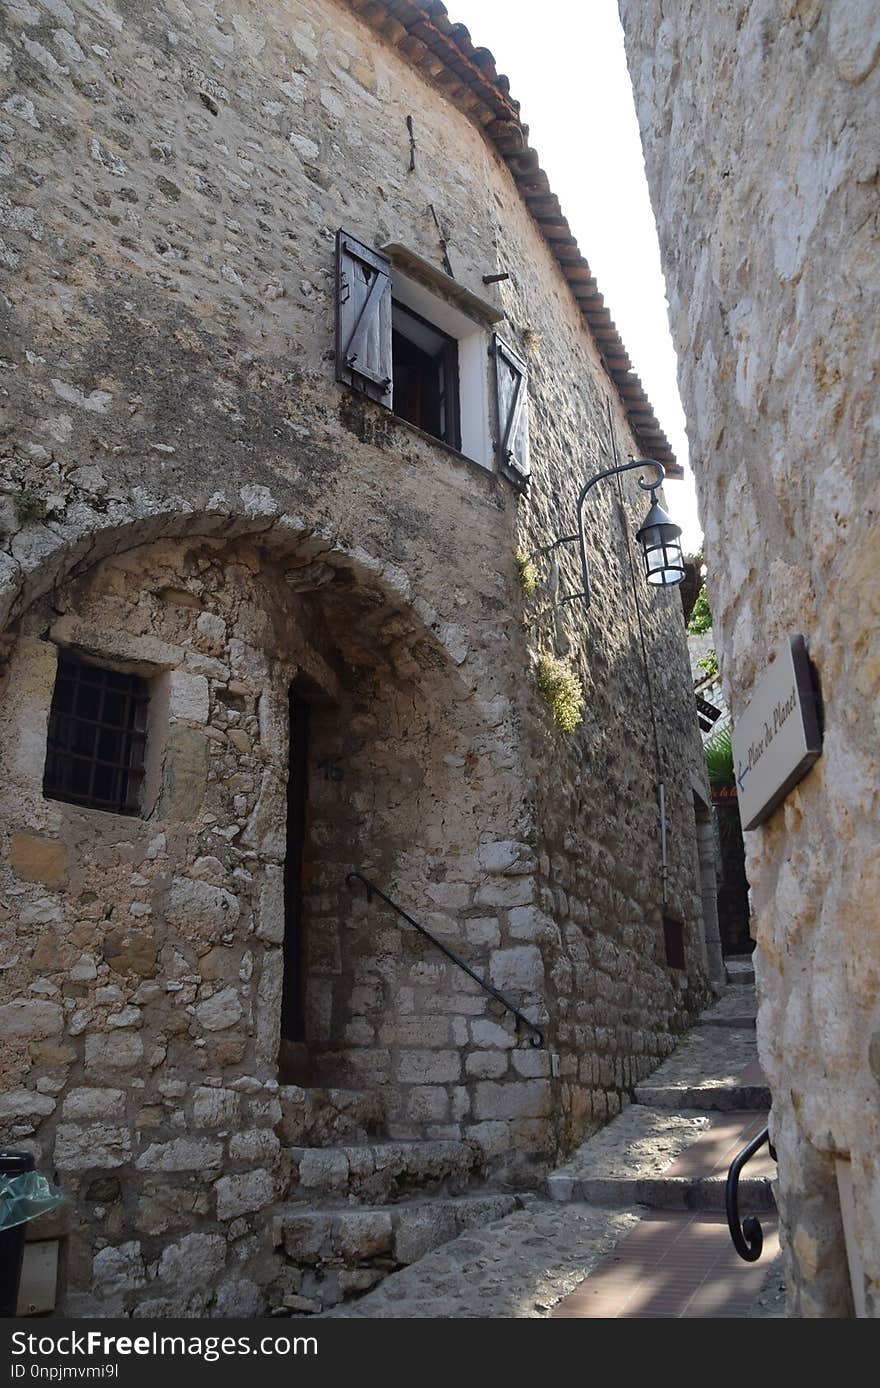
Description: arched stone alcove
0,516,548,1314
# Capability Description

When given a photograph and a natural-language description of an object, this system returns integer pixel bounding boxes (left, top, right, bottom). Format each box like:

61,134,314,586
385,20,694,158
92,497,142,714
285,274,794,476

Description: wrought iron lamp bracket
529,459,665,608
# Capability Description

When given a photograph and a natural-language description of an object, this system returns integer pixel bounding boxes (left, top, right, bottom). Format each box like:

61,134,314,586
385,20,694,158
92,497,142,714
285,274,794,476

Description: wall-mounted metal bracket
528,458,665,608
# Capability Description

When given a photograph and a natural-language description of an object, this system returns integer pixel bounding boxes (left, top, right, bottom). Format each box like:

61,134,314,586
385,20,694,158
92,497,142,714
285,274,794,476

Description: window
663,916,686,971
391,300,460,448
335,229,530,487
43,651,149,815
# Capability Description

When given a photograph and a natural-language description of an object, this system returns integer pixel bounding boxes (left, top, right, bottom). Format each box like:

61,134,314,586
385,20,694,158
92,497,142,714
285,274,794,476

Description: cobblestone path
326,959,785,1318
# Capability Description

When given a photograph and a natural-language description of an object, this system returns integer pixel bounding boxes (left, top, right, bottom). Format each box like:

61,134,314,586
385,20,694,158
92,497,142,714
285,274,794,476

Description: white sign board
732,635,821,831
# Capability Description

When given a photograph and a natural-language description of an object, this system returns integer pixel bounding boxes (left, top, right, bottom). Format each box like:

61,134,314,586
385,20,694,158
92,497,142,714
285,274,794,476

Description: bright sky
451,0,703,551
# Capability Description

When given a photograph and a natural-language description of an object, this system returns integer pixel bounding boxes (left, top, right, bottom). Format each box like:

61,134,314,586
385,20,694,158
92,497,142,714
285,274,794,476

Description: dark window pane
72,721,98,757
43,652,149,816
101,691,128,726
74,682,102,720
104,668,131,691
97,727,123,763
68,758,94,799
391,301,459,448
91,763,117,805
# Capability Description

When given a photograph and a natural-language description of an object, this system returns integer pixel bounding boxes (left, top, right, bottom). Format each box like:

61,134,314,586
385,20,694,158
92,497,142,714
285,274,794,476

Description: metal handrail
726,1125,777,1262
346,871,544,1047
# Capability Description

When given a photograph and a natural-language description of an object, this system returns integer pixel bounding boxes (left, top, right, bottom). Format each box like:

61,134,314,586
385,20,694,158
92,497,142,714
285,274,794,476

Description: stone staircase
320,965,779,1319
271,957,771,1315
269,1085,516,1312
547,962,774,1219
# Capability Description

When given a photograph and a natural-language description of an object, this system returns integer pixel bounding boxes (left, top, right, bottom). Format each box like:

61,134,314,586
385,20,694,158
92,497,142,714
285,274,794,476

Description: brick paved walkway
552,1212,779,1318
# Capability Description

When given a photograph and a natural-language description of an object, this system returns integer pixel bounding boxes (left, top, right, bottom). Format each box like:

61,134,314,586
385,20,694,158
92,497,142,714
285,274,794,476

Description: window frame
337,232,521,478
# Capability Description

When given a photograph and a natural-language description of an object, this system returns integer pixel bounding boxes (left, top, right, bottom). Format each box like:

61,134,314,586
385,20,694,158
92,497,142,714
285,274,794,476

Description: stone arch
0,508,547,1318
0,497,466,672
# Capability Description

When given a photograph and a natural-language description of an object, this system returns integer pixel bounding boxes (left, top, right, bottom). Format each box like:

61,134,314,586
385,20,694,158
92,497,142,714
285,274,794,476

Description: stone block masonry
0,0,709,1315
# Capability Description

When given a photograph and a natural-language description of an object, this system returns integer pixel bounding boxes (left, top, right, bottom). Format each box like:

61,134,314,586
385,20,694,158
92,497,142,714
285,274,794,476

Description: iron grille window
43,652,149,815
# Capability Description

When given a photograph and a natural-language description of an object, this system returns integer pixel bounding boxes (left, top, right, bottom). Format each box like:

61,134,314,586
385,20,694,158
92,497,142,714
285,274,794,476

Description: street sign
731,635,822,831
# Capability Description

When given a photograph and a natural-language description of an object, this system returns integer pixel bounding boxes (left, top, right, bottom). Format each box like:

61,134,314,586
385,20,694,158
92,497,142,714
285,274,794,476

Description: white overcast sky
451,0,703,550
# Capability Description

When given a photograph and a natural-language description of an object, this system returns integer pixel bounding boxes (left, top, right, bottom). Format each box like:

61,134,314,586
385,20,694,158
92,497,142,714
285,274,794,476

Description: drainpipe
608,399,669,912
659,780,669,907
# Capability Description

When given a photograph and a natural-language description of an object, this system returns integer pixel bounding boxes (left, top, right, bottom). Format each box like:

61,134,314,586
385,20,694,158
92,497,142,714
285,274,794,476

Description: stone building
619,0,880,1316
0,0,711,1316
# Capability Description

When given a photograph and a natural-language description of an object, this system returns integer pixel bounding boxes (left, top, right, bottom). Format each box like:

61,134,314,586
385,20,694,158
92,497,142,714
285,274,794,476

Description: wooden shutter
492,335,529,487
335,230,392,404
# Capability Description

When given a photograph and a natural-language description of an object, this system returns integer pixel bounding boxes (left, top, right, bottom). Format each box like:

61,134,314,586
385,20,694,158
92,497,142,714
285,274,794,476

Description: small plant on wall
537,654,584,733
515,549,539,596
14,489,49,526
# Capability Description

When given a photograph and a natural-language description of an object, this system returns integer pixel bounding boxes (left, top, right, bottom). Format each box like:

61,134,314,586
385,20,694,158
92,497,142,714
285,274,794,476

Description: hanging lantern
636,497,686,588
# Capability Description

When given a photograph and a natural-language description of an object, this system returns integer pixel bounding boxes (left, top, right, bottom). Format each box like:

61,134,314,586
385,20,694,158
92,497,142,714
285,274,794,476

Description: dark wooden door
281,689,309,1041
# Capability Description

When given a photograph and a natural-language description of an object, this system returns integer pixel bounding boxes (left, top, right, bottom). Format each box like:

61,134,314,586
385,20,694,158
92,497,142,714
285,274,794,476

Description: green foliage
537,654,584,733
697,649,719,678
515,550,539,596
14,489,48,526
703,724,733,785
687,583,712,635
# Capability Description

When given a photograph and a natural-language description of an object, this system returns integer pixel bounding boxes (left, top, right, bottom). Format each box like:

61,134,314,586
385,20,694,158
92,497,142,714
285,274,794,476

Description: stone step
698,1016,757,1030
547,1106,776,1213
698,986,758,1030
272,1192,518,1310
632,1024,767,1111
285,1139,486,1205
553,1172,775,1213
278,1086,384,1147
634,1081,771,1111
725,956,756,987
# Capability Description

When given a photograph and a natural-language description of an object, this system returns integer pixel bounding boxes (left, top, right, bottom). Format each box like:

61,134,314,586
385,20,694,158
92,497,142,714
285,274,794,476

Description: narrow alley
326,960,784,1318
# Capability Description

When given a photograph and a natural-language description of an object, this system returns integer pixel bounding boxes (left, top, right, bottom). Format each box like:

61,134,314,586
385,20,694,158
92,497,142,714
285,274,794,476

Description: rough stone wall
0,534,534,1314
619,0,880,1316
0,0,708,1314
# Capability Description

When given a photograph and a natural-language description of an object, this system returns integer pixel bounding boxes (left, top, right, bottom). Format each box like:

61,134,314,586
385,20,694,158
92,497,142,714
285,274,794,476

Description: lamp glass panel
646,541,685,585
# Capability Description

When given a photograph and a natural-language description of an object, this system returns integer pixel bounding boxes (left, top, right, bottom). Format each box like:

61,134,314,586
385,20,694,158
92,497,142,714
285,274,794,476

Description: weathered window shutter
492,335,529,487
335,230,393,404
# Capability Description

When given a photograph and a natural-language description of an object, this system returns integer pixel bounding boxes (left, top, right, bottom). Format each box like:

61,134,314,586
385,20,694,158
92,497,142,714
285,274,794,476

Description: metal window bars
43,652,149,815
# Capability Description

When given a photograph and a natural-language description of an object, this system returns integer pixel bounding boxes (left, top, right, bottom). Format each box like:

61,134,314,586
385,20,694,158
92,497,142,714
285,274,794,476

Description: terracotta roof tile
344,0,681,476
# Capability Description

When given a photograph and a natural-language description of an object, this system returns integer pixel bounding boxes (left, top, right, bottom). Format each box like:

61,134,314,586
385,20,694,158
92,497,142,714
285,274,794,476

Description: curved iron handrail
346,871,544,1048
726,1125,777,1262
